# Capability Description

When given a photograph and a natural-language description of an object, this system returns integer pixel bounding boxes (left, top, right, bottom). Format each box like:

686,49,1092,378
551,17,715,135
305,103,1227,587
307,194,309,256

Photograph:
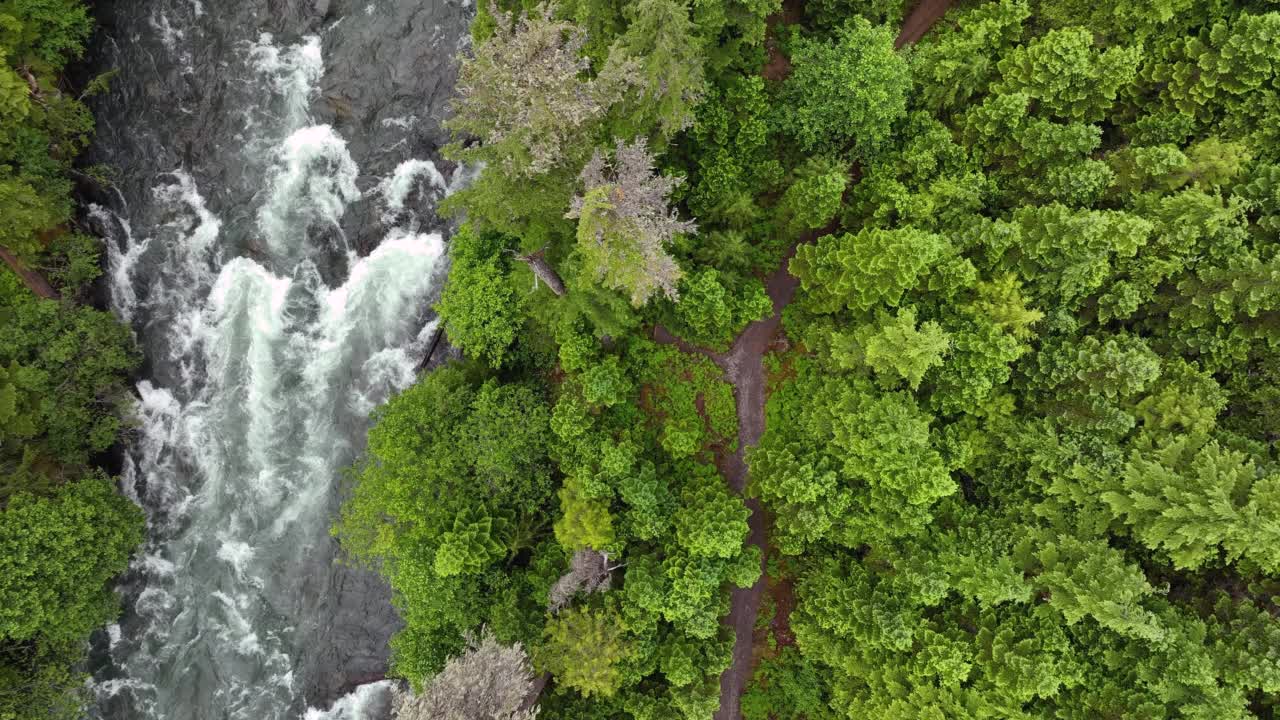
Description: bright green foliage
581,355,633,407
335,367,556,679
1143,12,1280,129
1106,436,1280,572
741,647,834,720
673,469,748,558
665,269,771,349
746,4,1280,719
779,17,909,156
1005,204,1153,308
791,227,949,314
992,27,1140,122
539,606,630,697
0,473,142,720
0,359,40,441
750,367,955,552
436,225,521,367
911,0,1029,114
434,509,508,577
0,0,98,268
555,476,616,551
833,307,951,389
0,474,142,643
0,280,138,470
804,0,904,29
776,156,848,237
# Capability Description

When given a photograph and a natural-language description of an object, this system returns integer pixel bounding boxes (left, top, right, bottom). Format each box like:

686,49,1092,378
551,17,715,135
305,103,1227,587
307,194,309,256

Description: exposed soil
897,0,955,48
761,0,804,82
750,540,799,670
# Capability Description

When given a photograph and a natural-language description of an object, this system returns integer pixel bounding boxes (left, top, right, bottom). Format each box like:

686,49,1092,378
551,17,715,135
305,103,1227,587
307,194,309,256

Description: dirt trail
651,2,955,717
653,250,799,720
897,0,955,48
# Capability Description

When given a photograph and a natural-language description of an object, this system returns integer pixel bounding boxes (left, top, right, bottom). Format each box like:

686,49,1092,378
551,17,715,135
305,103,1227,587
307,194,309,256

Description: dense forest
10,0,1280,718
342,0,1280,718
0,0,142,718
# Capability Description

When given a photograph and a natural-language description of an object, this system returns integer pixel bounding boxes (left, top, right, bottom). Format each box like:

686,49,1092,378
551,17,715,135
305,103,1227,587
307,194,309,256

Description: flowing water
80,1,472,718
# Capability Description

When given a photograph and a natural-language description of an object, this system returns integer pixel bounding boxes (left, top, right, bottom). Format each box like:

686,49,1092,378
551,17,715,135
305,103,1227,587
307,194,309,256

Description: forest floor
897,0,955,48
653,0,957,716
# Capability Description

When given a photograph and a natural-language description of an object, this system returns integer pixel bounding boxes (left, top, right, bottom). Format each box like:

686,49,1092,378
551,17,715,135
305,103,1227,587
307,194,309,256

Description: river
78,1,473,718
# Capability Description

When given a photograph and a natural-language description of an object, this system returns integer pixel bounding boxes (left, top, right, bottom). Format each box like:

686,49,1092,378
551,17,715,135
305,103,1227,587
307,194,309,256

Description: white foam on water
149,10,183,51
249,34,325,127
257,125,361,257
217,538,256,579
206,257,294,477
304,681,394,720
135,553,177,577
95,13,451,720
379,159,446,219
314,229,444,367
90,205,148,324
379,114,418,130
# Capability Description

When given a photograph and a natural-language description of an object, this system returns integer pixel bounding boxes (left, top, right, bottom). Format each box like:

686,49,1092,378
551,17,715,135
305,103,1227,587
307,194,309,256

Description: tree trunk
519,672,550,714
518,250,566,297
0,246,59,300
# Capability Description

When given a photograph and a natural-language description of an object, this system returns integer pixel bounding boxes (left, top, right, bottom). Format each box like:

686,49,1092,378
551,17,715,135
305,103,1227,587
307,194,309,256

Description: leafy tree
554,475,616,551
434,509,509,578
831,307,951,389
1142,11,1280,129
776,156,848,237
673,467,748,558
0,474,142,644
436,225,522,367
1105,435,1280,572
778,17,908,156
336,367,556,679
664,269,771,349
790,227,950,314
991,27,1140,122
608,0,706,139
539,606,630,697
911,0,1029,114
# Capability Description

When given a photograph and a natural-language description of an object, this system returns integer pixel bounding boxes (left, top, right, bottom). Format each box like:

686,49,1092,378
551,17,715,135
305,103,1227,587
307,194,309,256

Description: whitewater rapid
89,17,463,720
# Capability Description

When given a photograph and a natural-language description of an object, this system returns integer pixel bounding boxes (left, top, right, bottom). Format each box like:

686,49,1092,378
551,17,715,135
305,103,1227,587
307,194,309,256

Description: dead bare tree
547,549,623,613
392,629,540,720
566,138,695,306
449,3,635,178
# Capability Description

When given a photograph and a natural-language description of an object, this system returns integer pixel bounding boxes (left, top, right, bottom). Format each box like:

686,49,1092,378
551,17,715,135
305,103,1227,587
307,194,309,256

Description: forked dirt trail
654,1,957,717
653,248,800,720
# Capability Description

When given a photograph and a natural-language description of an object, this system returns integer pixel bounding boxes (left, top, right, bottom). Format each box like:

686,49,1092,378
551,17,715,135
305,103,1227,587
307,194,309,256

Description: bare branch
393,629,540,720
